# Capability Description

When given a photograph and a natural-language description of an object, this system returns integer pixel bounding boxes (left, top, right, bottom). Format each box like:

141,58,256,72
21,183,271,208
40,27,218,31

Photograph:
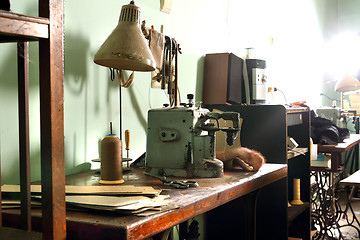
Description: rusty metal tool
145,172,198,189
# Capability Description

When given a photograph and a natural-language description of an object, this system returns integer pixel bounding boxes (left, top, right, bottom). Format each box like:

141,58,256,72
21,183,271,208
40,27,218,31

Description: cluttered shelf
1,163,287,240
287,147,308,160
311,134,360,172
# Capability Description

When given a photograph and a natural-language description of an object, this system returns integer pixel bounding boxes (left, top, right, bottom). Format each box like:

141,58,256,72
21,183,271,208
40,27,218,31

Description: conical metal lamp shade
335,74,360,92
94,2,156,71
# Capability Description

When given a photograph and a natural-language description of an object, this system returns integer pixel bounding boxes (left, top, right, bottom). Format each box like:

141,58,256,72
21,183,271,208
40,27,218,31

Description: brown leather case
202,53,243,105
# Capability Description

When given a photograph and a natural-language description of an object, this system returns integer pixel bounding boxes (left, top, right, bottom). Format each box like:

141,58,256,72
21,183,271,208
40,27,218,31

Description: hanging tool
161,36,181,106
123,129,132,171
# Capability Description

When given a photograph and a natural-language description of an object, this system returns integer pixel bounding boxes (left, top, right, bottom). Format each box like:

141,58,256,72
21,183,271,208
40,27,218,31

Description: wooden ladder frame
0,1,66,239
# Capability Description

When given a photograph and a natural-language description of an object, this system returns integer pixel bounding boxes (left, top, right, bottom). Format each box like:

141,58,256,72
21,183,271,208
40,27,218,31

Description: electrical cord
274,87,288,104
320,93,341,103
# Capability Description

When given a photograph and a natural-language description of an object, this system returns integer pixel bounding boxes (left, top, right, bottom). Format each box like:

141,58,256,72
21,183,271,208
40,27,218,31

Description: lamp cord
119,85,122,140
116,70,134,88
109,68,123,140
320,93,341,103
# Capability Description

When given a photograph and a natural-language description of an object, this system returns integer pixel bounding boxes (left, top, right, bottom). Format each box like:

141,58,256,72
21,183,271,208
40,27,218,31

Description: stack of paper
1,184,171,215
64,195,170,214
1,184,162,197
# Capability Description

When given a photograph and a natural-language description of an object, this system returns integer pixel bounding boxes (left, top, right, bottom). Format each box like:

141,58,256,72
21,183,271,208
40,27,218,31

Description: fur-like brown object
216,147,266,172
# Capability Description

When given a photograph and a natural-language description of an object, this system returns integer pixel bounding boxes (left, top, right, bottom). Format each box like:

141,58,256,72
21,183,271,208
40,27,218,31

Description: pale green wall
0,1,357,239
0,0,351,182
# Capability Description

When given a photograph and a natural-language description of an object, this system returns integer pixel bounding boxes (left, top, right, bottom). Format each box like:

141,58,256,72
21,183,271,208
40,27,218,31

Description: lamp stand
119,85,122,140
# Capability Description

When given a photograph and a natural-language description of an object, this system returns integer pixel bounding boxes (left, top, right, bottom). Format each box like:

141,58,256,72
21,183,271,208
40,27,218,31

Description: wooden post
17,41,32,231
39,0,66,239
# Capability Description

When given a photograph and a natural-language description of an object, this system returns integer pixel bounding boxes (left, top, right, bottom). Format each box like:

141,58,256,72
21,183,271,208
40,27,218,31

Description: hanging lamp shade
94,1,156,71
335,74,360,92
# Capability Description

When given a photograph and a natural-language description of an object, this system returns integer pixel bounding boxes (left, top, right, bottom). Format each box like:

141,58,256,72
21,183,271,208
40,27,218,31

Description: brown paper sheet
1,184,161,197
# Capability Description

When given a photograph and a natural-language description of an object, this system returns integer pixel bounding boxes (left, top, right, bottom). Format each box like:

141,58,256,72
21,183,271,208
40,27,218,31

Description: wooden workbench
2,163,287,240
315,134,360,172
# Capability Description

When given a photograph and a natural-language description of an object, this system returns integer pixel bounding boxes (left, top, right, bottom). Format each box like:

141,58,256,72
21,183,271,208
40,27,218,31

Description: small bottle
187,94,194,107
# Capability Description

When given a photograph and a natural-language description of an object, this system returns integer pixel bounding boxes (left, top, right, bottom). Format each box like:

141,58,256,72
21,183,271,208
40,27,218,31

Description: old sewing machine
145,96,240,178
316,107,357,129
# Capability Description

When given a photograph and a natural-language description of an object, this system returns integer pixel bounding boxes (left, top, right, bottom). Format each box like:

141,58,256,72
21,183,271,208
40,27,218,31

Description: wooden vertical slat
17,41,32,231
39,0,66,239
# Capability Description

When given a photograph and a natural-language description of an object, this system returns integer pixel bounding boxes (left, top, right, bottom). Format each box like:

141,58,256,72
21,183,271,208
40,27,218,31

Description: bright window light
324,32,360,79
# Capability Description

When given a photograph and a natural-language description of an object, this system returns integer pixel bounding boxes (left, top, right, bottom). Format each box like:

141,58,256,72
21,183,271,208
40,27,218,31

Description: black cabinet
206,104,311,239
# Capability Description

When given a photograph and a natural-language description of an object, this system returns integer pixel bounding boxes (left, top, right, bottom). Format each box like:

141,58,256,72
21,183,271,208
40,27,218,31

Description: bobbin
100,133,124,184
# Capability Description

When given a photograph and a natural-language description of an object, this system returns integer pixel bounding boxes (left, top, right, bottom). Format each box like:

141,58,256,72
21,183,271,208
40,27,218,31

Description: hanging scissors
145,172,198,189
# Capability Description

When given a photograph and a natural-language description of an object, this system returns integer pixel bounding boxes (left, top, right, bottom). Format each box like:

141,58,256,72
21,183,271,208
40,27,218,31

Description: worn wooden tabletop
317,134,360,153
313,134,360,172
3,163,287,240
340,169,360,186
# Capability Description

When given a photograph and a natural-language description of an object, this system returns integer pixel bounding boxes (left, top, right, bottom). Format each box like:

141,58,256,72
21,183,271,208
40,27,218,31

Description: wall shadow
195,56,205,104
128,82,147,132
64,31,91,167
64,31,89,94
